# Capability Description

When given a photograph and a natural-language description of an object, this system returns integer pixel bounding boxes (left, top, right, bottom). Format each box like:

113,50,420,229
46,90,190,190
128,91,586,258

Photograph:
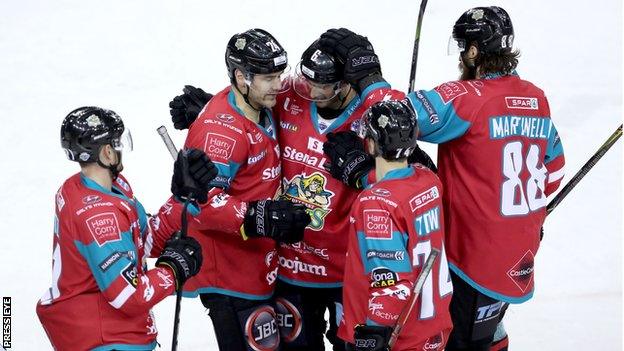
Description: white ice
0,0,621,349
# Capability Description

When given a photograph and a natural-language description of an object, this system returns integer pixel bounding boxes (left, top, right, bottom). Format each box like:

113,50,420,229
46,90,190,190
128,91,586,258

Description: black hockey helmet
225,28,288,82
298,40,343,84
451,6,514,54
60,106,131,163
293,40,345,101
360,100,418,160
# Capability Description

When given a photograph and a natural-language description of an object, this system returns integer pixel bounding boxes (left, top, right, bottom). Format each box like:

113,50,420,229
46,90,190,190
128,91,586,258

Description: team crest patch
282,172,334,231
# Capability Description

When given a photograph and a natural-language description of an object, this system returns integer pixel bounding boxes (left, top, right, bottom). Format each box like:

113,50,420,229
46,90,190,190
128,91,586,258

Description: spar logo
363,209,392,239
86,212,121,246
204,133,236,164
409,186,440,212
505,97,539,110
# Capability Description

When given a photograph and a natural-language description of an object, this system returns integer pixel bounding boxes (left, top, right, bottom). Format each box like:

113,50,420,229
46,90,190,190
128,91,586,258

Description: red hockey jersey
275,83,405,287
339,165,453,350
406,72,566,302
37,173,185,351
181,86,282,300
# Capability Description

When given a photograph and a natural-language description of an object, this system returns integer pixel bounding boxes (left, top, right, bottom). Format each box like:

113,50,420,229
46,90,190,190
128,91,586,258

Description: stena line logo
505,97,539,110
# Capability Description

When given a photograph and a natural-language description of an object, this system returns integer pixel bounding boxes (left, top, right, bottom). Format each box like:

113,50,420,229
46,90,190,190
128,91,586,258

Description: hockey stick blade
388,248,440,348
157,125,179,161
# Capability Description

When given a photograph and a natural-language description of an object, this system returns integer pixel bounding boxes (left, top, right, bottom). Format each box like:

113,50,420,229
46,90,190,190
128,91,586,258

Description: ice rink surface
0,0,621,349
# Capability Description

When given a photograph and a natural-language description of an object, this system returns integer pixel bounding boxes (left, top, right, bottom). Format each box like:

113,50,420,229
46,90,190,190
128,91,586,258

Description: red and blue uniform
275,83,404,287
36,174,188,351
181,86,282,300
406,72,566,303
339,165,453,350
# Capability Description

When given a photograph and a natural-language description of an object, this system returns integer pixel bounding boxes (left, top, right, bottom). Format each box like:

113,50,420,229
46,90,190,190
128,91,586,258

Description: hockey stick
157,125,189,351
407,0,429,93
388,248,440,349
157,125,179,160
546,123,622,216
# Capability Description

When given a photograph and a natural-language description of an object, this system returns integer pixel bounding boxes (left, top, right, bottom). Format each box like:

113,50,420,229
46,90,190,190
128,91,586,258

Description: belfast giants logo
244,306,279,351
282,172,334,230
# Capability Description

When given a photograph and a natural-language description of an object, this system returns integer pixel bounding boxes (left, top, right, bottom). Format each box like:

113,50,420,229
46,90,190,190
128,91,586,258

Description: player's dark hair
478,48,520,76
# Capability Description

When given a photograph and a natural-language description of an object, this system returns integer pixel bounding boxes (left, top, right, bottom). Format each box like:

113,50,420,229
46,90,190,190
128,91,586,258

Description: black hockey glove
323,131,374,189
169,85,213,130
407,145,438,173
171,148,218,204
243,200,311,244
156,234,203,289
353,324,393,351
318,28,382,92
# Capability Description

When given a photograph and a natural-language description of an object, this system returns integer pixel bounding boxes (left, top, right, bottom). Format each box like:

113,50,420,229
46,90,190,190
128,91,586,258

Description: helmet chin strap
97,150,122,180
336,85,352,110
234,77,262,112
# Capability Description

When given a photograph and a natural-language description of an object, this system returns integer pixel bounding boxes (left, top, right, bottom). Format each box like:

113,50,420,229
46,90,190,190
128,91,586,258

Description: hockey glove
407,145,438,173
171,148,218,204
169,85,213,130
243,200,311,244
353,324,393,351
156,234,203,289
323,131,374,189
318,28,382,92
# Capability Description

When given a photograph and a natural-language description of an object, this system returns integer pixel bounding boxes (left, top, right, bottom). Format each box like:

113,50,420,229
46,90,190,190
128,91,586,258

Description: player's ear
98,144,114,165
367,138,376,155
234,69,247,89
466,45,479,60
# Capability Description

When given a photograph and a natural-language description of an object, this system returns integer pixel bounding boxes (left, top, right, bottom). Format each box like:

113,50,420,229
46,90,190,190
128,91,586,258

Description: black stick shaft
171,199,190,351
408,0,429,93
546,124,622,216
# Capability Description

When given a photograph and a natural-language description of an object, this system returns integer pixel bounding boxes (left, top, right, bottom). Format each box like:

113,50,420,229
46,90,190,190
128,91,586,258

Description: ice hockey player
339,99,453,351
175,29,311,351
273,39,408,351
319,7,566,350
169,35,406,350
37,106,215,350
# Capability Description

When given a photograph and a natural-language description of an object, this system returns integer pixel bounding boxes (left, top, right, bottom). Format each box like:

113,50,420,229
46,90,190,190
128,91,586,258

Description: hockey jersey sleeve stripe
544,124,564,163
209,161,241,189
132,198,149,235
74,231,136,291
356,231,412,274
407,90,471,144
108,284,136,309
360,82,391,99
547,167,565,183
